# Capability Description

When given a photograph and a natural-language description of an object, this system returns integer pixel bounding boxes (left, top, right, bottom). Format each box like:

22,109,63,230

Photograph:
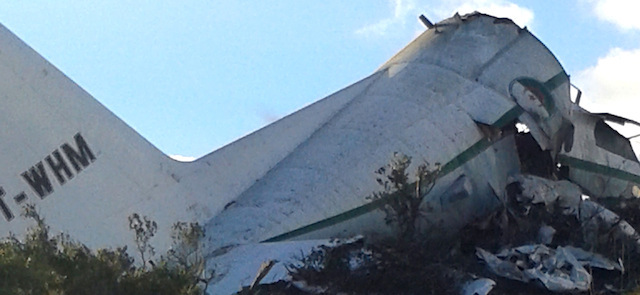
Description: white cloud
573,47,640,120
356,0,417,36
356,0,534,37
170,154,197,162
588,0,640,30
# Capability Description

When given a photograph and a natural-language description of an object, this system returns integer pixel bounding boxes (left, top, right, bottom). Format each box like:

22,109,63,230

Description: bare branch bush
369,152,440,242
166,222,214,292
128,213,157,269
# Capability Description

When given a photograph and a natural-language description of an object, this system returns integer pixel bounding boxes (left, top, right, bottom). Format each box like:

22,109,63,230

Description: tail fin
0,23,190,250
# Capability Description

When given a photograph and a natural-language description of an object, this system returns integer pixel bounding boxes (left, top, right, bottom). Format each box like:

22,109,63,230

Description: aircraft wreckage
1,12,640,294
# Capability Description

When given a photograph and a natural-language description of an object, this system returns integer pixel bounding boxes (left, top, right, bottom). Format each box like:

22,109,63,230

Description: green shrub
0,204,208,295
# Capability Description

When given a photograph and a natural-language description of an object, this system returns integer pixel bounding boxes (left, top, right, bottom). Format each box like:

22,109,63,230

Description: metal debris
461,278,496,295
512,174,640,250
476,244,621,292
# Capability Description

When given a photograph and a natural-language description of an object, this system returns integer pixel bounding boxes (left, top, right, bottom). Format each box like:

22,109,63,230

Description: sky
0,1,639,160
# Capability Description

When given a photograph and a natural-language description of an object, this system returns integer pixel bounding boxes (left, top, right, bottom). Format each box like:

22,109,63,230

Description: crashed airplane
0,11,639,293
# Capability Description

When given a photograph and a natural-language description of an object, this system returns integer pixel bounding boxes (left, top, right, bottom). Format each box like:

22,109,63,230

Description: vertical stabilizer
0,23,192,251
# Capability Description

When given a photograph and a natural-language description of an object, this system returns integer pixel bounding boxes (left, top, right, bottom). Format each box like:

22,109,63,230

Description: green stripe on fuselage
557,154,640,184
262,105,524,243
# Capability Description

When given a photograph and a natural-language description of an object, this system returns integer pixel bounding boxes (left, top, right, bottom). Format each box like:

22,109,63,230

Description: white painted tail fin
0,23,193,250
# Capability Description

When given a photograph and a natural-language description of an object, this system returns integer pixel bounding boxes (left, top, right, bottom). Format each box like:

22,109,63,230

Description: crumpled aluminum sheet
476,244,622,292
461,278,496,295
513,174,640,250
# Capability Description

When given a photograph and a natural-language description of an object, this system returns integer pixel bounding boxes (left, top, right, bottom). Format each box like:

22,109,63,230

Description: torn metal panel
461,278,496,295
512,174,640,249
557,107,640,198
477,244,621,292
511,174,582,209
208,237,363,295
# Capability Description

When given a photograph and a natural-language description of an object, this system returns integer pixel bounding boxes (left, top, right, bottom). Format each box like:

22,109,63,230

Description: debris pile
476,245,620,292
240,172,640,294
468,174,640,294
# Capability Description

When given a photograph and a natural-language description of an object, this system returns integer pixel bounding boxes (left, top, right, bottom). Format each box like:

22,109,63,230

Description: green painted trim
262,196,392,243
263,140,492,243
492,105,524,129
543,71,568,92
439,138,491,176
262,105,526,243
516,78,556,114
557,154,640,184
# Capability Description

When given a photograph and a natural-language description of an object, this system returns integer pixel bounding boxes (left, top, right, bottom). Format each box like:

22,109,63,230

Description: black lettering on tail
61,133,96,173
46,150,74,185
0,187,13,221
21,162,53,198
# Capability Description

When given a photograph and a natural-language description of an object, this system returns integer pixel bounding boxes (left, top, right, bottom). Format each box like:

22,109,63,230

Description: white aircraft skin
0,12,639,294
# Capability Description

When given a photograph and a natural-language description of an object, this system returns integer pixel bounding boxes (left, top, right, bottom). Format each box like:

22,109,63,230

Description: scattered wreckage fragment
510,174,640,250
475,174,640,293
461,278,496,295
268,174,640,294
556,107,640,200
210,236,366,294
476,245,620,292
